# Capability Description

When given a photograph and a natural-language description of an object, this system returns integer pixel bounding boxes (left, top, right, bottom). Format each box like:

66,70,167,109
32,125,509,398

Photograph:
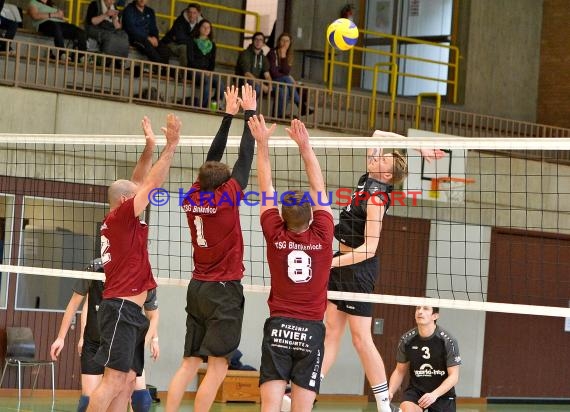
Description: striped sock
371,382,391,412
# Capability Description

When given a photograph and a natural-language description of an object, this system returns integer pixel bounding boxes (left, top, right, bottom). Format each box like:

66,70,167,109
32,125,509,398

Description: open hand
286,119,310,148
248,115,275,145
148,339,159,361
241,83,257,111
417,148,446,163
162,113,181,146
418,391,437,408
141,116,156,147
50,338,64,361
224,85,241,115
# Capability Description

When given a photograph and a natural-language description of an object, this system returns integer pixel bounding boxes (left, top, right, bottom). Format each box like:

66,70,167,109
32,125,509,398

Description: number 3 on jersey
288,250,312,283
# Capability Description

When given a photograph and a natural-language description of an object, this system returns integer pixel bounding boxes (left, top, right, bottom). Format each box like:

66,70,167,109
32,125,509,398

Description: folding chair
0,327,55,404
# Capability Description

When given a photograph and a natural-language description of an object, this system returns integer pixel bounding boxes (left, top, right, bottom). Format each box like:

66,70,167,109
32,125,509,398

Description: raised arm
286,119,331,215
248,114,276,216
133,114,181,217
231,84,257,189
131,116,157,185
50,292,85,360
372,129,446,163
206,85,241,162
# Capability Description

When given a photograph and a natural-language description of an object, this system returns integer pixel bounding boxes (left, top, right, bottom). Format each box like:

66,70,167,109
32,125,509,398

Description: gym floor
0,397,569,412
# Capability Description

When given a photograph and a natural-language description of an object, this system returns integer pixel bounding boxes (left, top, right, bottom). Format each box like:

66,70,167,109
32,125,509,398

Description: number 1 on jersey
194,216,208,247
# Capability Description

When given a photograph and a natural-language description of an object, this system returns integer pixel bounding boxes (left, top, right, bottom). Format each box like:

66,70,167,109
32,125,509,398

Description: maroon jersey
182,178,245,281
100,198,157,299
261,209,334,320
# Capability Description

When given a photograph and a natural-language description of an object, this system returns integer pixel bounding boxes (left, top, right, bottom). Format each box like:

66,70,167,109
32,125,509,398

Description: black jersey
334,173,393,248
73,278,104,343
73,278,158,344
396,325,461,397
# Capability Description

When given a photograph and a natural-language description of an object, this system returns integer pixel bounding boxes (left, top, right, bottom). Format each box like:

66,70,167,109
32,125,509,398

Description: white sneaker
281,393,291,412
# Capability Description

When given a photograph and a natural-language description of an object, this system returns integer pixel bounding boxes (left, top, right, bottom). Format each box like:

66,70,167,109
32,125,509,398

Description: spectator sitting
122,0,169,64
0,0,19,54
267,32,311,117
187,19,223,108
160,2,202,67
85,0,129,65
235,31,271,96
27,0,87,60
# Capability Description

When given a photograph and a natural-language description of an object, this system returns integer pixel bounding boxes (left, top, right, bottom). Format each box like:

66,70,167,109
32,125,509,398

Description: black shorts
328,254,378,317
402,387,456,412
184,279,244,359
259,317,325,393
81,338,103,375
93,298,149,376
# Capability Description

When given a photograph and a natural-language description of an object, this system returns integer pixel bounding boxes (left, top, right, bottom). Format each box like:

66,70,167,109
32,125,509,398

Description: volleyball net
1,131,569,318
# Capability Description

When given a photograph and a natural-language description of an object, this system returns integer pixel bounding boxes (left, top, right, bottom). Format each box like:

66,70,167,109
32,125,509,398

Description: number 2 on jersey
101,235,111,264
194,216,207,247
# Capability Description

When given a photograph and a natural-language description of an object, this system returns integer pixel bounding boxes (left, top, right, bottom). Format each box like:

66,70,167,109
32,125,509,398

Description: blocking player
86,113,180,412
248,114,334,412
166,84,257,412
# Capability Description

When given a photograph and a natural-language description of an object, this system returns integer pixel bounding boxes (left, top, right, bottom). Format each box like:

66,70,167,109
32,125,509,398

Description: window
16,197,106,311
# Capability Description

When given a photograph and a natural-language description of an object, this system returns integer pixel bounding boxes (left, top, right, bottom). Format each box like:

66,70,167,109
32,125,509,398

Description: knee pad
77,395,89,412
131,389,152,412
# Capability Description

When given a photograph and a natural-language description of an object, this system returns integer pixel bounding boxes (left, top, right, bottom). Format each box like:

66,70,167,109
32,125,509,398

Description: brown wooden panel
0,178,106,390
366,215,431,400
537,0,570,129
482,228,570,397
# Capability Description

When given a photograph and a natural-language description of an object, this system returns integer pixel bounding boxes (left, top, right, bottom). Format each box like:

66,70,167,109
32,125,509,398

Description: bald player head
108,179,138,210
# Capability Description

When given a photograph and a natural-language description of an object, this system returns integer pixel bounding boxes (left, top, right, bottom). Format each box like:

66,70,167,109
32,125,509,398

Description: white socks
371,382,391,412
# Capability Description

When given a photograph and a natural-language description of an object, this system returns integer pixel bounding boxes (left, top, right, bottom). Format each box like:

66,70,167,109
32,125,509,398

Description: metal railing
370,62,398,130
325,27,460,102
415,92,442,133
2,38,570,159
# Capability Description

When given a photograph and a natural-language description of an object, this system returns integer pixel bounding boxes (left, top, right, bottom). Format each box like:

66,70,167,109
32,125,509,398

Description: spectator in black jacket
122,0,169,64
160,2,202,67
187,19,221,108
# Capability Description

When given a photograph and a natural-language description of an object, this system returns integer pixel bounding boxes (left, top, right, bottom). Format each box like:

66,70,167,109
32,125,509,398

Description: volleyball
326,18,359,51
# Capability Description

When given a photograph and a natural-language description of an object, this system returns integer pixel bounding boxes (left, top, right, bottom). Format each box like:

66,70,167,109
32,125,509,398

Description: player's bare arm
286,119,331,215
50,292,85,360
134,113,181,217
131,116,157,185
372,129,446,163
248,114,276,215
